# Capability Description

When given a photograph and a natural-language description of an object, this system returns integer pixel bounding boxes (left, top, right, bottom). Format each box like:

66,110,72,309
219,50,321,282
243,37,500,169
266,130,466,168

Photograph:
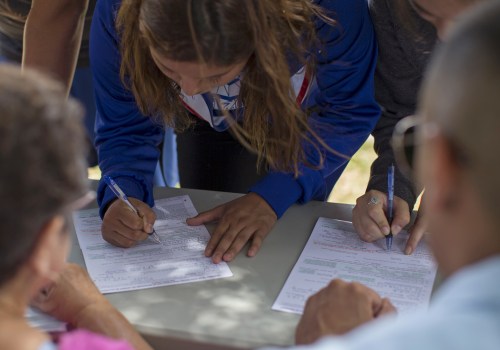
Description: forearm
368,113,420,210
75,303,153,350
22,0,89,95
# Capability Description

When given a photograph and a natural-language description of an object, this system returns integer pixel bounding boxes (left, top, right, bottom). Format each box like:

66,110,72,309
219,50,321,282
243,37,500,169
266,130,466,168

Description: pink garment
58,329,134,350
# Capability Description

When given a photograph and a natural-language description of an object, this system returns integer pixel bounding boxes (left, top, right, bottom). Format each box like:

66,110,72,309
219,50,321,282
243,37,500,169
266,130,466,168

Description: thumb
405,209,427,255
186,206,224,226
390,197,410,235
133,201,156,234
376,298,397,317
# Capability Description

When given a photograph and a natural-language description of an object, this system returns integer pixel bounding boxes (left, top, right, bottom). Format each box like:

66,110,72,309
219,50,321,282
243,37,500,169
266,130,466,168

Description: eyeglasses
391,115,468,180
63,191,96,212
392,115,421,180
60,191,96,233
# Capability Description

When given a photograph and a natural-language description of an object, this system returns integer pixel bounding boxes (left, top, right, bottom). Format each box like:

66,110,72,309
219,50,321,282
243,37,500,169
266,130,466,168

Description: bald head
420,0,500,225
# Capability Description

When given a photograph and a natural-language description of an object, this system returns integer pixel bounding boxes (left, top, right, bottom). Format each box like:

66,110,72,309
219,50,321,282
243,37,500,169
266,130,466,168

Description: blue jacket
91,0,380,218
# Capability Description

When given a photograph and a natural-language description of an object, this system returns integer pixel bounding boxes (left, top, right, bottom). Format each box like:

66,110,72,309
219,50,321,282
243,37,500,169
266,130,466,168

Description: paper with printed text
73,196,232,293
273,218,437,314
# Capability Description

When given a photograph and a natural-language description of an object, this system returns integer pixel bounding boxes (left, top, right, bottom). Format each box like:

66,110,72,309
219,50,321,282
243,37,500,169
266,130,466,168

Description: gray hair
0,65,89,285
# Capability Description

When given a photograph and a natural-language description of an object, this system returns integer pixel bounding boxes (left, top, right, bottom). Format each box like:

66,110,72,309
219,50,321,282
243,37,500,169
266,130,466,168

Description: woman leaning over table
91,0,380,263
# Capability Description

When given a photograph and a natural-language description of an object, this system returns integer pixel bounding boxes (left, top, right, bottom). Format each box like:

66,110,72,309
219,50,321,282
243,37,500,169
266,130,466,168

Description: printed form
73,195,233,294
26,308,66,332
273,218,437,314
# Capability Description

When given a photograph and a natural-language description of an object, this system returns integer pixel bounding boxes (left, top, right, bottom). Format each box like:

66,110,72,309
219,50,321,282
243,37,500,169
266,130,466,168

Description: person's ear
430,134,462,211
27,215,67,283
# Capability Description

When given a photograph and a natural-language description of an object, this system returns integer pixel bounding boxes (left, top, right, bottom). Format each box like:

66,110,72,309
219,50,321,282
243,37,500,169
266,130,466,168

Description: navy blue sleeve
90,0,164,218
250,0,380,218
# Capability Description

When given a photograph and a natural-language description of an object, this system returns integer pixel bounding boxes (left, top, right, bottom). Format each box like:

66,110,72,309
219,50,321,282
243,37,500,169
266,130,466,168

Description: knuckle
368,206,381,218
215,237,233,252
355,197,365,206
328,279,344,290
234,233,251,246
123,239,136,248
348,282,365,295
359,233,374,243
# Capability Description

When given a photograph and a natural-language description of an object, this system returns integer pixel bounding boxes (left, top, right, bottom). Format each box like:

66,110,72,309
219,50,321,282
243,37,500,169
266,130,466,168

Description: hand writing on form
187,193,277,263
352,190,428,255
102,198,157,248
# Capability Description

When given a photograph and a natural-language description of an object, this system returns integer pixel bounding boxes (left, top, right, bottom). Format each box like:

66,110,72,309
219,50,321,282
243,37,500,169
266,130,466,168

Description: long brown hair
117,0,338,175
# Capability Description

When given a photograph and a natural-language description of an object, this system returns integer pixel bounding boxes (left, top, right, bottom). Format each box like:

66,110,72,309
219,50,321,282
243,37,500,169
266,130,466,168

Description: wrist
72,301,116,329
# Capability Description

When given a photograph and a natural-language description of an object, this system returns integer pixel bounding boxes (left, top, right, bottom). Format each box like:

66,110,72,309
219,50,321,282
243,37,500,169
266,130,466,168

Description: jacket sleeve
90,0,164,218
366,0,435,211
250,0,380,218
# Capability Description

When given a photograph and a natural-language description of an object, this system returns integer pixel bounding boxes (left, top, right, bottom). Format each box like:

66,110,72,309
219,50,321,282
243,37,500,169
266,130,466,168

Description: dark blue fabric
91,0,380,218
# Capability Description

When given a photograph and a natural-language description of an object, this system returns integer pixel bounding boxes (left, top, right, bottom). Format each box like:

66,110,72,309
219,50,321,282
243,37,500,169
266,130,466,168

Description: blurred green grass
88,137,377,205
328,136,376,204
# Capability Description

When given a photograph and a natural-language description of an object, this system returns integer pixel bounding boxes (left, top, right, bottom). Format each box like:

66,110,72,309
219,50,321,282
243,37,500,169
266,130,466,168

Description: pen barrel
387,165,395,225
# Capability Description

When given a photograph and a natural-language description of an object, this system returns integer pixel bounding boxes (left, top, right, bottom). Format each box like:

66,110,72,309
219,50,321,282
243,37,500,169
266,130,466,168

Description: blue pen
386,165,395,250
103,175,161,244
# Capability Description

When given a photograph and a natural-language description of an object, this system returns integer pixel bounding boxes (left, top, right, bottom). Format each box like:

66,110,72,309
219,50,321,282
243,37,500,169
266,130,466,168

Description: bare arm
22,0,89,95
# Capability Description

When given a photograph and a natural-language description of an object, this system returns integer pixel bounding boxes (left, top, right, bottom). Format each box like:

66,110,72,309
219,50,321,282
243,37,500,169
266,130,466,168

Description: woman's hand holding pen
352,189,427,255
186,192,277,264
101,198,156,248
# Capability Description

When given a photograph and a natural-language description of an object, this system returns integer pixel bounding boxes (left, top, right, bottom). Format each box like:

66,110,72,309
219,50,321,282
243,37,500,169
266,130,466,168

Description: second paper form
73,195,232,294
273,218,437,314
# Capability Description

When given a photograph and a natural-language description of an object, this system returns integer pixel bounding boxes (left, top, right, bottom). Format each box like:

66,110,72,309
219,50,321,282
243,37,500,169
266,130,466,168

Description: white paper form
273,218,437,315
73,195,233,294
26,307,66,332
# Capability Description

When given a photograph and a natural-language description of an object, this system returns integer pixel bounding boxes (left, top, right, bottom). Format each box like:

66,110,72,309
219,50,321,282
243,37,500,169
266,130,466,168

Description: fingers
31,263,107,324
390,197,411,235
186,206,225,226
204,219,231,262
202,193,276,263
206,222,266,264
101,199,153,248
220,227,268,262
376,298,397,317
353,191,413,246
353,190,389,242
248,229,266,257
405,209,427,255
296,279,384,343
132,198,156,234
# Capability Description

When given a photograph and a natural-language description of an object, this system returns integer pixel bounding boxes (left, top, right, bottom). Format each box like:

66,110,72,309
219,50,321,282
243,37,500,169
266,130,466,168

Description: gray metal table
70,185,354,350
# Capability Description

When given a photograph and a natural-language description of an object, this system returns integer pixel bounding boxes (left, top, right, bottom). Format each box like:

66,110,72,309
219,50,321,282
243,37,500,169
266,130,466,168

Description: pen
386,164,395,250
103,175,161,244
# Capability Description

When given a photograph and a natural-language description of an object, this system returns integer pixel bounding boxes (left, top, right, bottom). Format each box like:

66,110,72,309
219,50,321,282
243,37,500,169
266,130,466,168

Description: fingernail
146,224,153,234
223,253,233,261
405,246,413,255
382,226,391,235
392,225,401,234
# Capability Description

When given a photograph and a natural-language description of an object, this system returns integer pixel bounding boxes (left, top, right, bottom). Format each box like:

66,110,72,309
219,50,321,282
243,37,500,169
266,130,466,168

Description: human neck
441,211,500,277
